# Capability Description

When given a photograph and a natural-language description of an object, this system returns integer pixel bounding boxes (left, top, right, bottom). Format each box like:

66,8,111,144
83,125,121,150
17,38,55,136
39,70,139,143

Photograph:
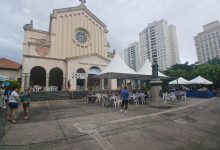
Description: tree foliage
164,58,220,88
4,80,21,90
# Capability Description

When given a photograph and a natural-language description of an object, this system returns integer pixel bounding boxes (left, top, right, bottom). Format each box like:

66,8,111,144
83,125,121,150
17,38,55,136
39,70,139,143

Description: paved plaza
0,97,220,150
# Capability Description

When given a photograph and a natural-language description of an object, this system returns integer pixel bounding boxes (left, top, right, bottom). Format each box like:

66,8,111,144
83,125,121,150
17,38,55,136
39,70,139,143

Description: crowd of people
32,84,45,92
87,87,151,114
0,86,31,123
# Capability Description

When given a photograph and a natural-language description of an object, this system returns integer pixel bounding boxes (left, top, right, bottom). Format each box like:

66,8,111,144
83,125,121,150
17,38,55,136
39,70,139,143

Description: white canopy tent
96,53,141,79
188,76,213,85
0,75,6,82
137,58,168,79
169,77,189,85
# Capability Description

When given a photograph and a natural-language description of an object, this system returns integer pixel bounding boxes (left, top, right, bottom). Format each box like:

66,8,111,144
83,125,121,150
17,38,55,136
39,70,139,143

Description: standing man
120,86,129,113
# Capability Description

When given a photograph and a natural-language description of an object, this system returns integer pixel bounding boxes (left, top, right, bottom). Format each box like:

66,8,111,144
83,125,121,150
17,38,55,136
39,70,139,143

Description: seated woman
175,90,182,100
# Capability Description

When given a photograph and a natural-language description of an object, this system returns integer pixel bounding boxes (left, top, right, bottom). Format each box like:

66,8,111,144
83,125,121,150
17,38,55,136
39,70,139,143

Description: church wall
67,55,108,90
22,57,66,75
50,10,107,59
23,30,50,57
21,4,112,91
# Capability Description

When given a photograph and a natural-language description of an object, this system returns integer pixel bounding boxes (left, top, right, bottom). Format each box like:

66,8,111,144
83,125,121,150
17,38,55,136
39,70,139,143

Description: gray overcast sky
0,0,220,64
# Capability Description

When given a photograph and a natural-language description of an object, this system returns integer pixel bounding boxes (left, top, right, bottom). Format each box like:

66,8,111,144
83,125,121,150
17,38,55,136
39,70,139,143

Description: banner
72,73,88,79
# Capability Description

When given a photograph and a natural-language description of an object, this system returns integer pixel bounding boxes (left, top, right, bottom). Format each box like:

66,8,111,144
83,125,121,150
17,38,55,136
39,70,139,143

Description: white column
21,73,26,91
72,78,76,90
102,79,105,90
85,79,88,91
26,73,30,89
100,79,104,91
46,74,49,91
108,78,111,90
63,76,66,91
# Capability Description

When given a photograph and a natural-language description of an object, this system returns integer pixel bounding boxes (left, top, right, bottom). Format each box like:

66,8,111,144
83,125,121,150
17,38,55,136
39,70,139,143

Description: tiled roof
0,58,22,70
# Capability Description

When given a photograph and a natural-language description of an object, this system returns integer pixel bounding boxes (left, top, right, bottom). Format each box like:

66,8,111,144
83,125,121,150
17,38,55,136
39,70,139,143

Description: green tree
163,58,220,88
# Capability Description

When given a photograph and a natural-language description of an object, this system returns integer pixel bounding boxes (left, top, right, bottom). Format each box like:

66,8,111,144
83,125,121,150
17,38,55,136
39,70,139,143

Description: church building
21,1,113,91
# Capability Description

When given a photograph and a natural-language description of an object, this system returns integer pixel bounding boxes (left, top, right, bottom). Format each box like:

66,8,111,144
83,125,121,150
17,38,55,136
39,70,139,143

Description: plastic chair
134,96,139,106
113,97,121,109
170,92,176,102
181,92,187,101
140,96,145,105
96,94,101,104
112,97,117,109
163,93,170,102
117,98,122,108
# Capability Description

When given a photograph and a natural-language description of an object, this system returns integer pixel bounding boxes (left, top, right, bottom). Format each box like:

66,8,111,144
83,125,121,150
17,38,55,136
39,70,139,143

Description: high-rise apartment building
194,21,220,64
139,20,180,70
124,42,140,71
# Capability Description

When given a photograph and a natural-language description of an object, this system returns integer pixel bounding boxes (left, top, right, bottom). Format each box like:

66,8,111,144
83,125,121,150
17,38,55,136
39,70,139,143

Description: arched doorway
49,68,63,91
87,66,101,91
76,68,86,91
30,66,46,91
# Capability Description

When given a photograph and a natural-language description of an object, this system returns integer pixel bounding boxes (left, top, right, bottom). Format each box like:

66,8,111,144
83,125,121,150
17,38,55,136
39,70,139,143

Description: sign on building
72,73,88,79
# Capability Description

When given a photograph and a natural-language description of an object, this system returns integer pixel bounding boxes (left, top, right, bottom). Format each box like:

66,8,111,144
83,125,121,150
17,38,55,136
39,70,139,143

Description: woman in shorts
8,87,20,123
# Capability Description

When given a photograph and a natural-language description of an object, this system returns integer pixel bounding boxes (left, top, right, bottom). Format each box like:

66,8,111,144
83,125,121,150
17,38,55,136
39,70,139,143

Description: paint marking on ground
73,121,115,150
110,99,214,124
93,134,116,150
174,119,188,124
110,115,147,123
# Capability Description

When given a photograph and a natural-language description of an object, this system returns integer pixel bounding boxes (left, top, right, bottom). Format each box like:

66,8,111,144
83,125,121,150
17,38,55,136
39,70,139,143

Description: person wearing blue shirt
120,86,129,113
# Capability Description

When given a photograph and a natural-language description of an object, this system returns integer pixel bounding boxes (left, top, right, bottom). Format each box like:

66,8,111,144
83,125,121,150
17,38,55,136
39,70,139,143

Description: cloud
0,0,220,64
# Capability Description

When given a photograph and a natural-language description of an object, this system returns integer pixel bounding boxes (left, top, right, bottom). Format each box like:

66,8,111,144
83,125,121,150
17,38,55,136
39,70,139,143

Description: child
20,88,31,119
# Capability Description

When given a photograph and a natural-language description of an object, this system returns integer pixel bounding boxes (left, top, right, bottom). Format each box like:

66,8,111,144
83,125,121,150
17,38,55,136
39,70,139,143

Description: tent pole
124,78,127,87
108,73,111,92
177,78,179,90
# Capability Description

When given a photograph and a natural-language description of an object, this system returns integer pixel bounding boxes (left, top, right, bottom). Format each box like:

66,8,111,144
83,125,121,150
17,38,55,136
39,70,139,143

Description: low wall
186,90,214,98
0,108,7,141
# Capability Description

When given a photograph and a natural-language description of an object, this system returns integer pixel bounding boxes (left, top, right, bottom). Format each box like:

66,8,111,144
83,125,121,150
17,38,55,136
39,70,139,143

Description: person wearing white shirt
8,87,20,123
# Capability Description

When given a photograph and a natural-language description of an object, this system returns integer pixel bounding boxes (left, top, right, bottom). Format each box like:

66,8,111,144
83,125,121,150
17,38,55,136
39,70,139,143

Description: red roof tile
0,58,22,70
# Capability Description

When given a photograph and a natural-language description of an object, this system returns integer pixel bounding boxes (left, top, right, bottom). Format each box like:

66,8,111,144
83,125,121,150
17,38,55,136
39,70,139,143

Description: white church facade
21,1,114,91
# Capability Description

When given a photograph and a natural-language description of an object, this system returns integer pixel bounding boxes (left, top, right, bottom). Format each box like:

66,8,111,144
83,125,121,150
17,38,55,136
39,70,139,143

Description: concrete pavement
0,98,220,150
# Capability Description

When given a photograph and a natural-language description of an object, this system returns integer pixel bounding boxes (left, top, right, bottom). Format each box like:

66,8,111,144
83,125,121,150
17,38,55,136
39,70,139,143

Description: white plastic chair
163,93,170,102
181,92,187,101
82,94,87,101
113,97,122,109
117,98,122,108
134,96,139,106
96,93,101,104
140,96,145,105
170,92,176,102
112,97,117,109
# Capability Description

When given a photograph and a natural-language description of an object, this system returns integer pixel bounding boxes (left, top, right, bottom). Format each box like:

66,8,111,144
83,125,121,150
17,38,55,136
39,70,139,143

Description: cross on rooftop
79,0,86,5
